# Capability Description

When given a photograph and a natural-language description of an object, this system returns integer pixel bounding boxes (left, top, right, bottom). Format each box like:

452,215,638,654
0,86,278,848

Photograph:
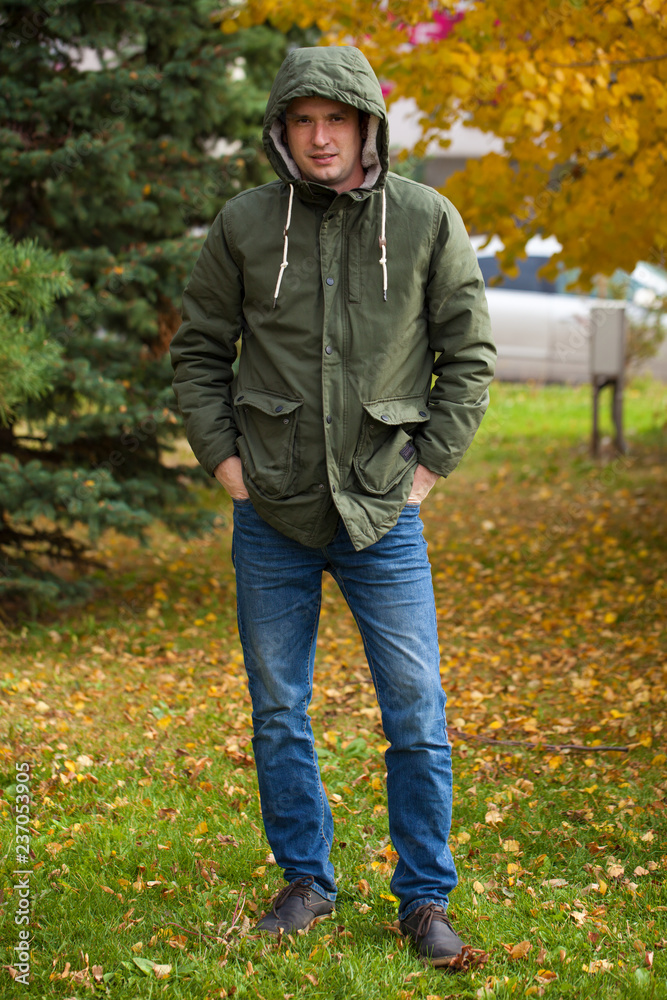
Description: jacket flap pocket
234,389,303,417
362,396,430,426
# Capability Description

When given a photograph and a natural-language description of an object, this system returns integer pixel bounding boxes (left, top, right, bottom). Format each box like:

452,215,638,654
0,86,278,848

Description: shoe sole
421,952,459,968
301,913,334,934
255,911,334,935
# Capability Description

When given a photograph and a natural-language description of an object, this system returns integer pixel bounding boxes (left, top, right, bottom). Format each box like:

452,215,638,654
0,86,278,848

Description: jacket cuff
412,445,454,480
204,445,239,478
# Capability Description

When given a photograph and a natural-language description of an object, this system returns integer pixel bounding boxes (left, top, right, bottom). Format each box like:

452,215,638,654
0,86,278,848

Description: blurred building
387,97,504,187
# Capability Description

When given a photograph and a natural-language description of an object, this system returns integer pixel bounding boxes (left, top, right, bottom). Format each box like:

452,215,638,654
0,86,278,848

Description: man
170,45,495,967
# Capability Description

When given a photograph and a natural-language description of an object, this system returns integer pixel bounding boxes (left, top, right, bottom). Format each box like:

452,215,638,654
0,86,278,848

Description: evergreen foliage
0,228,72,425
0,0,291,607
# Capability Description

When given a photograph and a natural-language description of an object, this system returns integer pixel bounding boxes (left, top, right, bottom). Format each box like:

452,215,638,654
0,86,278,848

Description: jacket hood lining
268,113,383,191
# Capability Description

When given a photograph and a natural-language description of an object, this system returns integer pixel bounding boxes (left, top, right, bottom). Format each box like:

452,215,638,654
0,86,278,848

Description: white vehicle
472,235,667,382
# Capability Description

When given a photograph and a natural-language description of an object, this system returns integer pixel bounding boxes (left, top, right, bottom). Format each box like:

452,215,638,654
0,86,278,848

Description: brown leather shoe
254,875,335,934
399,903,465,967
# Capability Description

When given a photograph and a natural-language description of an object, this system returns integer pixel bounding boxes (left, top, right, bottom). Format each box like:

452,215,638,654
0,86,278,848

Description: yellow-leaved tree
218,0,667,287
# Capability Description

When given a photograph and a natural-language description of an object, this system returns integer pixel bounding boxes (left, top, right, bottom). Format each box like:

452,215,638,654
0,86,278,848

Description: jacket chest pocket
353,396,430,495
234,389,303,500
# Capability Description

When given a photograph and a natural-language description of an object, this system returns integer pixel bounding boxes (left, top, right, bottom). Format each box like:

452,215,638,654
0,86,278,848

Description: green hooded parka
170,46,496,550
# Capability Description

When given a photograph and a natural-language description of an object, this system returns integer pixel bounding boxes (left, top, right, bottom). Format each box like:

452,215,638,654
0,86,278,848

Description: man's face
284,97,365,194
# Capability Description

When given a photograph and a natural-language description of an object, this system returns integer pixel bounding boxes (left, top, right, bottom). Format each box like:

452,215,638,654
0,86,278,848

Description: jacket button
325,345,332,355
237,395,244,401
282,418,289,424
332,485,336,493
275,405,283,412
318,483,325,490
326,277,334,285
326,415,332,424
381,415,389,421
419,410,427,417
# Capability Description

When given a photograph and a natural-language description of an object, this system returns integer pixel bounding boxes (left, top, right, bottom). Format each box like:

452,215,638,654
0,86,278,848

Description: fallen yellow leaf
535,969,558,984
508,940,531,959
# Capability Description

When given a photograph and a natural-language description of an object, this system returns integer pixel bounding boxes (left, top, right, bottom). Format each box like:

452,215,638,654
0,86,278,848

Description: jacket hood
262,46,389,191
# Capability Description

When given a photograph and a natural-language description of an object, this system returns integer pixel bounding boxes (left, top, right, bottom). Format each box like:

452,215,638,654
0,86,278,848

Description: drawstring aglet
273,261,289,308
378,233,387,302
378,188,387,301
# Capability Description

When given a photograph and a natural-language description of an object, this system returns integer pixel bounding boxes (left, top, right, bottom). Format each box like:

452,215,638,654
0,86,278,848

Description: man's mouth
311,153,337,163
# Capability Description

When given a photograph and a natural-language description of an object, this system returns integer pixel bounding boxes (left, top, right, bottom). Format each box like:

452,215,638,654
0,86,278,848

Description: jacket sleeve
170,208,244,476
413,198,496,478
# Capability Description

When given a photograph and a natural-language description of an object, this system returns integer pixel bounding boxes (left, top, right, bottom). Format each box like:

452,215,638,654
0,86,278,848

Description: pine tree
0,229,71,425
0,0,292,606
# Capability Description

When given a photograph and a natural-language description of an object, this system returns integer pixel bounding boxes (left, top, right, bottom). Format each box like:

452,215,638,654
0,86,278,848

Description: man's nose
312,121,330,146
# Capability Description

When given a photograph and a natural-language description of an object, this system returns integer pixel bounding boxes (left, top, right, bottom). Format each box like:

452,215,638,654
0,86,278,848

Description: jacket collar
292,179,374,209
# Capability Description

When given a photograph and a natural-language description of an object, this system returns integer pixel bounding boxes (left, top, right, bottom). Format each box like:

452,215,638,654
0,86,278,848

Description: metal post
590,305,626,457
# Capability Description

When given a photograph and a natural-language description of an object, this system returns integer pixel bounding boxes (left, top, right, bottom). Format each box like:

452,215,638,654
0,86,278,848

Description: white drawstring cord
273,183,295,308
378,187,387,301
274,184,387,305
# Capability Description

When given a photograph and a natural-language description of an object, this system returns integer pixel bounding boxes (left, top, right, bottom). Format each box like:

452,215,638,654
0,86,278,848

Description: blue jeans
231,500,457,919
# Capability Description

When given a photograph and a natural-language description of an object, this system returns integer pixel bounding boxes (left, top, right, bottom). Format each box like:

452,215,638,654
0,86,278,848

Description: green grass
0,377,665,998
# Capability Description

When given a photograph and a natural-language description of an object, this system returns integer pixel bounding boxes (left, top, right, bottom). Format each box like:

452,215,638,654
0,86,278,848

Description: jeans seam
329,571,383,714
303,589,331,854
330,568,404,894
